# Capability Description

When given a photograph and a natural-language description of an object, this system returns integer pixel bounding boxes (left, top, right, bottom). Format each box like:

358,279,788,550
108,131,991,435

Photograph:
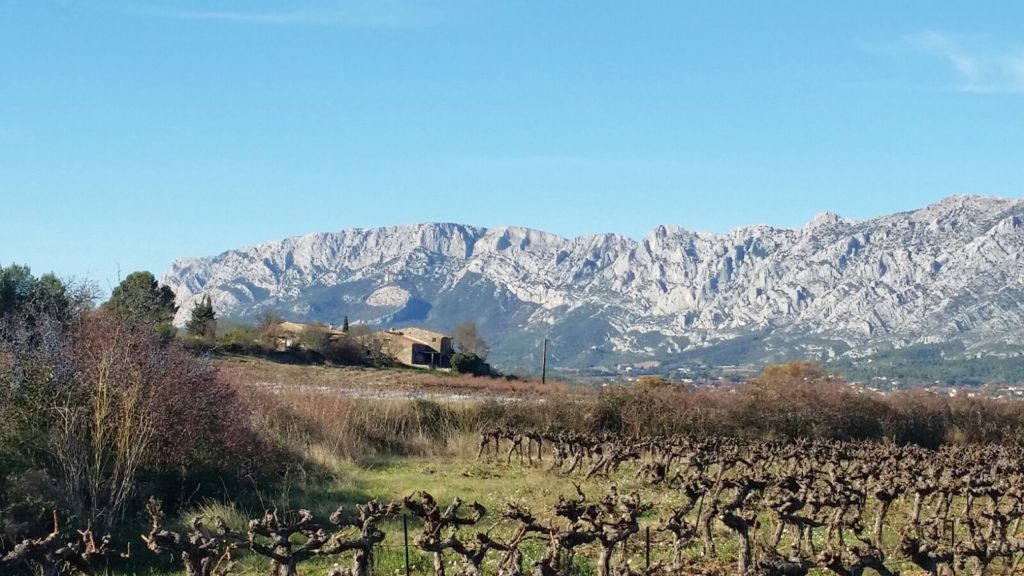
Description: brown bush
75,313,267,471
16,311,273,531
577,362,1024,447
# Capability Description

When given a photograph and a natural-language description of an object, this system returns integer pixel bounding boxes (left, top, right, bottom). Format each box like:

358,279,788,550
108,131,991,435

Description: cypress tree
186,295,217,338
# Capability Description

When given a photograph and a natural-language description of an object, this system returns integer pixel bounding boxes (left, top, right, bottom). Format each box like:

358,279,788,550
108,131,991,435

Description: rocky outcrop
162,195,1024,368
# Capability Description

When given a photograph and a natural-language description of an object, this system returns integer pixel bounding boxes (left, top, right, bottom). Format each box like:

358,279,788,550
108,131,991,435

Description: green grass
124,447,686,576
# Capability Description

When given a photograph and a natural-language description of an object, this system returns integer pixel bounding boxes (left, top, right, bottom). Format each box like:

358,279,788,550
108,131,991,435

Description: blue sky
2,1,1023,290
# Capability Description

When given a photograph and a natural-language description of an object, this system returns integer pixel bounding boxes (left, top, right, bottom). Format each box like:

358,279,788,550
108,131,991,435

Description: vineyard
6,428,1024,576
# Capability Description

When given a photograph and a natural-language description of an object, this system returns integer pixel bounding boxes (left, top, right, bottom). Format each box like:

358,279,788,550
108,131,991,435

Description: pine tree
106,271,178,340
342,315,350,333
186,295,217,338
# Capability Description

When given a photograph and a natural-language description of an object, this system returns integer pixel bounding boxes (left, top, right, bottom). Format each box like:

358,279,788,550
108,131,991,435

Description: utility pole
541,337,548,384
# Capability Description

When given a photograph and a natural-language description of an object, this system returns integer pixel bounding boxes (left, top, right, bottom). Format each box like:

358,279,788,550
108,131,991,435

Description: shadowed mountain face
163,195,1024,371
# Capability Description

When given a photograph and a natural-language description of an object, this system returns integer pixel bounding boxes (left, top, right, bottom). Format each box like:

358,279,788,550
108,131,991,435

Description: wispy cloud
108,1,432,28
901,31,1024,93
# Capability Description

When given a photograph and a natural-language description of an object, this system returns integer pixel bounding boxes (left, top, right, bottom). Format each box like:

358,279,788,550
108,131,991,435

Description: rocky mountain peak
162,195,1024,370
807,211,846,229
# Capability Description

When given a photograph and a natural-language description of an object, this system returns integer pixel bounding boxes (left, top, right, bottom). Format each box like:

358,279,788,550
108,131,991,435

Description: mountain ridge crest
162,194,1024,369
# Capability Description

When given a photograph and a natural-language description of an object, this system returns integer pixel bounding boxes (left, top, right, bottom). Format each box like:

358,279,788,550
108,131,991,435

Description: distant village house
273,321,342,349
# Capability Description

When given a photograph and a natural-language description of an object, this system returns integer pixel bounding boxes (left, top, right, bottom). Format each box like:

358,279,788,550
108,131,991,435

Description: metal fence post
403,514,411,576
645,525,651,569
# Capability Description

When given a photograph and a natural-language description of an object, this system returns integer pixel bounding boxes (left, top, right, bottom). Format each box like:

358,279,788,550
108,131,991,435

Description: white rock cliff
162,195,1024,369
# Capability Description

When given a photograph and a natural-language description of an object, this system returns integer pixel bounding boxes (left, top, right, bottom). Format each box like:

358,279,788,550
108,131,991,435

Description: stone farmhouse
378,327,454,369
272,321,343,349
270,321,453,369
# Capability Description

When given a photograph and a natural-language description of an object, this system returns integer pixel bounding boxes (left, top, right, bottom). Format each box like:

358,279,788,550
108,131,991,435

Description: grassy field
129,445,694,576
121,360,704,575
55,432,938,576
215,355,572,397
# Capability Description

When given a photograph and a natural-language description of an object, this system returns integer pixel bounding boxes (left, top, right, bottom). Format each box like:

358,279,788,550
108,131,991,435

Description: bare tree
49,314,159,532
452,323,489,358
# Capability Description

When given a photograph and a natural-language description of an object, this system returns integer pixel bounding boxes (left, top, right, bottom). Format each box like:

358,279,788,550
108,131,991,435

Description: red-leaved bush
48,311,270,529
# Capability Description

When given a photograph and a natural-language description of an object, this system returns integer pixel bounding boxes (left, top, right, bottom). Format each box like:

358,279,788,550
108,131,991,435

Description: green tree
0,263,37,316
105,271,177,340
33,273,70,316
342,315,350,333
185,295,217,338
0,265,79,324
450,352,491,376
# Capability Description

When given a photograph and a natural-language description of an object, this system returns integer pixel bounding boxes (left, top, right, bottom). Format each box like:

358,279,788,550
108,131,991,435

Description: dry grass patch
216,355,571,396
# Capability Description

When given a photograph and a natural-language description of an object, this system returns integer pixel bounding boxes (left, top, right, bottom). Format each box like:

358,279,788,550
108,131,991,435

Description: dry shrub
880,391,1024,447
37,312,272,530
470,396,587,432
88,314,267,468
243,384,599,462
733,362,887,440
240,360,1024,459
49,312,160,529
634,375,676,390
245,388,469,460
580,362,1024,447
596,386,729,437
947,394,1024,444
